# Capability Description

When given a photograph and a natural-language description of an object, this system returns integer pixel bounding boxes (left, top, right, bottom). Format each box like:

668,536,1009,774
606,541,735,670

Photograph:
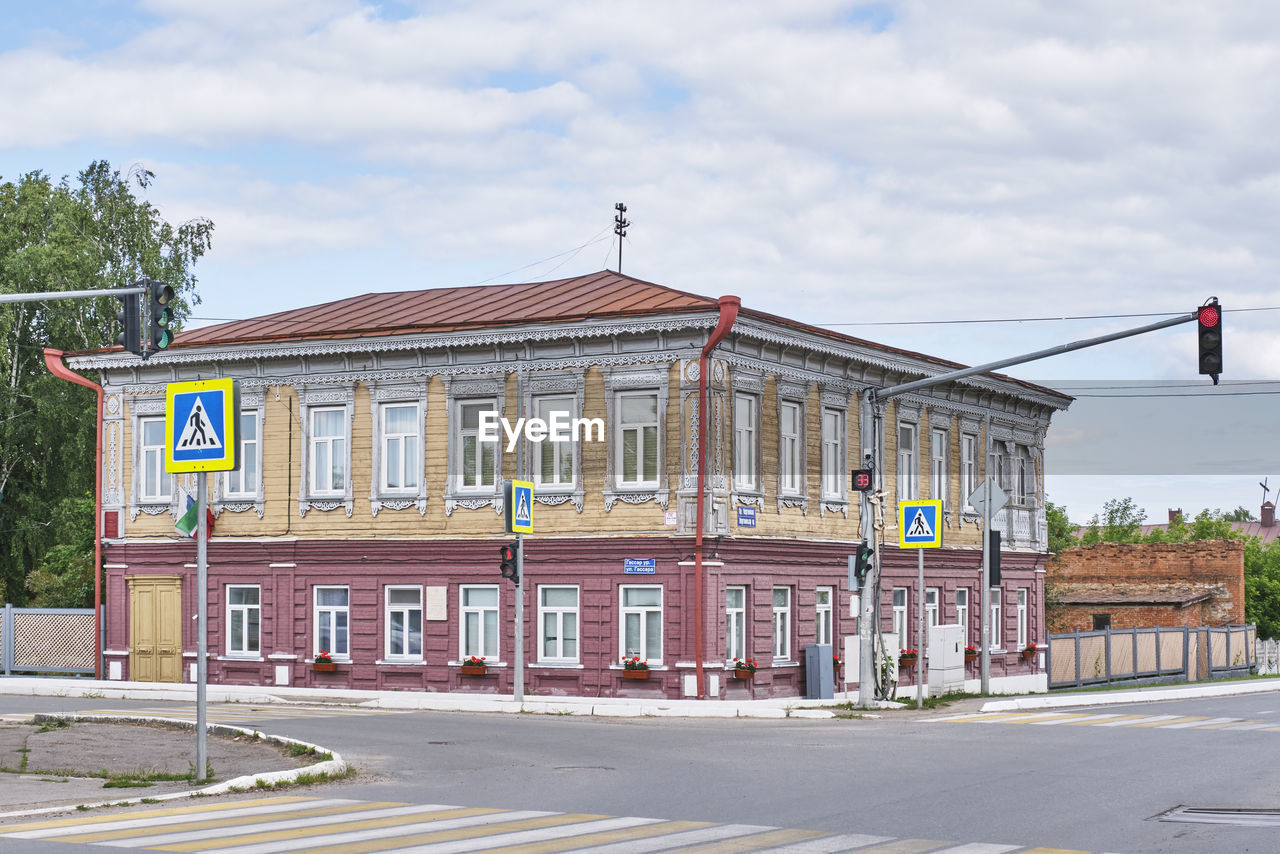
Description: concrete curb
980,677,1280,712
0,713,345,820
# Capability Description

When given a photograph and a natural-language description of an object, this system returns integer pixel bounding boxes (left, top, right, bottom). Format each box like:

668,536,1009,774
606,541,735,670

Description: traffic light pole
856,306,1205,707
0,285,147,303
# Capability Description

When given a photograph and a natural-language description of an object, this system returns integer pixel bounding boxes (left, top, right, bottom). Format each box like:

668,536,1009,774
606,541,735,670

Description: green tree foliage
1080,496,1146,545
0,162,212,605
1222,505,1257,522
1244,538,1280,640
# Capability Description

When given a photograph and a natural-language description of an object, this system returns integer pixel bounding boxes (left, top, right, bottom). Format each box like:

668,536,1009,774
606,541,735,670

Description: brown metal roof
175,271,718,348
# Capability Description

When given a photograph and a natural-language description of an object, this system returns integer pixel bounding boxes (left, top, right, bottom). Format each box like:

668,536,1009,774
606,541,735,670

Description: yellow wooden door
129,575,183,683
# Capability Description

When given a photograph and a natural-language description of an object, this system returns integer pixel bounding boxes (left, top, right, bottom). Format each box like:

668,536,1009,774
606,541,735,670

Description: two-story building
59,271,1070,699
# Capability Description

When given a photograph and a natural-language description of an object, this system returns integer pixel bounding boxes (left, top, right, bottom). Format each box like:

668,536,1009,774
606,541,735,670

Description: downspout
694,296,740,699
43,349,104,680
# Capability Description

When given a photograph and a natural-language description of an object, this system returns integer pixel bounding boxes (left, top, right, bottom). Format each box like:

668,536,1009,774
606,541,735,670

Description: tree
1080,496,1146,545
0,162,212,605
1222,505,1257,523
1244,538,1280,640
1045,500,1077,554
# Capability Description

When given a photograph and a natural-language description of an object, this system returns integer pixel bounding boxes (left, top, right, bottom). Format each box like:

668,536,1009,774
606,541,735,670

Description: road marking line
1142,716,1211,729
1179,717,1247,729
0,797,327,837
1027,714,1119,726
186,811,601,854
750,832,895,852
1017,849,1091,853
665,827,829,852
473,819,711,853
1220,722,1271,731
821,840,950,853
927,844,1023,853
1061,714,1145,726
59,804,463,846
1097,714,1180,727
563,824,789,854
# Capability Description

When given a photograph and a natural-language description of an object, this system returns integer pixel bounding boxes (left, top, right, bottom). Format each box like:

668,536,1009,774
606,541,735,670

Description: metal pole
857,390,877,706
195,471,208,783
0,285,148,304
515,532,524,703
980,473,991,694
916,548,924,705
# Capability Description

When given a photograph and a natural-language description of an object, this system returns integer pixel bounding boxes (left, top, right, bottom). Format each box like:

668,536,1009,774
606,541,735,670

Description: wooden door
129,575,183,682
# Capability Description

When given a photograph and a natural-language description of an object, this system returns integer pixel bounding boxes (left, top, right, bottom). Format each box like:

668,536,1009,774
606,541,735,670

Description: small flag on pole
175,495,214,540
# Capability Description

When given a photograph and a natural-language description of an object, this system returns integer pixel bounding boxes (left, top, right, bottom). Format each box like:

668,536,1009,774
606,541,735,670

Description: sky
2,0,1277,524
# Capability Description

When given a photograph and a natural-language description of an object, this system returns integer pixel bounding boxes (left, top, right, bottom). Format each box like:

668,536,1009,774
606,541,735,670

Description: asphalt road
3,690,1280,852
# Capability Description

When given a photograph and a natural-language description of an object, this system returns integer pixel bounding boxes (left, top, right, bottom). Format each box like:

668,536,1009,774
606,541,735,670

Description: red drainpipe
694,296,740,699
43,349,104,680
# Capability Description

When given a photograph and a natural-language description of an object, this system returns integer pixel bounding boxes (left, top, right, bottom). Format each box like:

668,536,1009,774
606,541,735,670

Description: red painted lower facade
102,536,1047,699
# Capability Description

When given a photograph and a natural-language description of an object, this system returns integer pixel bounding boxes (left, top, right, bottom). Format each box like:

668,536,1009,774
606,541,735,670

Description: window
617,392,659,487
225,411,259,498
382,404,420,493
816,587,833,646
539,585,579,663
226,585,260,657
726,586,746,661
620,585,662,663
930,429,947,503
385,586,423,660
314,586,350,658
925,587,940,629
779,401,802,494
897,424,917,501
961,434,978,510
989,587,1003,650
310,407,347,496
990,448,1006,494
733,394,757,490
893,588,908,650
1092,614,1112,631
773,586,792,660
955,588,970,645
458,401,498,491
1014,449,1029,504
535,396,575,488
461,585,499,659
139,417,170,501
1017,588,1028,649
821,408,843,498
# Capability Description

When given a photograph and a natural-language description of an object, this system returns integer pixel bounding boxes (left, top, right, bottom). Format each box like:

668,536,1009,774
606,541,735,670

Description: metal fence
1048,624,1256,690
1258,638,1280,675
0,604,96,676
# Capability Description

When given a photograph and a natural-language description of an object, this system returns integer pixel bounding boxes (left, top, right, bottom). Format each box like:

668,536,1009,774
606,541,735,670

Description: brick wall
1048,540,1246,631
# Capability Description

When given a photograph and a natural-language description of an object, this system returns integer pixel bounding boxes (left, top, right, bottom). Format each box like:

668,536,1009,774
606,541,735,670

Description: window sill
376,659,427,666
307,658,350,664
267,653,298,660
217,656,264,662
772,660,800,668
450,660,505,667
608,664,667,671
530,663,585,669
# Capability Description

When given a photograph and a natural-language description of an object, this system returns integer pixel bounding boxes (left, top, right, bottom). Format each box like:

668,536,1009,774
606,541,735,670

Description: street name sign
898,499,944,548
165,379,240,473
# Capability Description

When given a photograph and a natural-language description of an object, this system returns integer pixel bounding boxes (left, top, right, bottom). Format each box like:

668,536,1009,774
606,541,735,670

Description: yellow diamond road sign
898,500,943,549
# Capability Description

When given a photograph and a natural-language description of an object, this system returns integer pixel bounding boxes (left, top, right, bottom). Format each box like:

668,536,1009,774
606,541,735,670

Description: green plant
314,650,334,664
732,658,757,673
463,655,486,667
622,657,649,671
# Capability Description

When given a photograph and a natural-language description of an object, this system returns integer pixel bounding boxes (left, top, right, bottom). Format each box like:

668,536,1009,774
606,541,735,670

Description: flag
175,496,198,537
174,496,215,540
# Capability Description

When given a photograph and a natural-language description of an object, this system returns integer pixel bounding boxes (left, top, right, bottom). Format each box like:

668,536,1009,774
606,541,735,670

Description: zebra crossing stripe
56,803,474,846
926,844,1023,853
554,823,797,854
476,819,714,853
669,827,829,852
0,796,323,837
824,839,950,853
1097,715,1179,727
728,832,895,853
1168,717,1243,729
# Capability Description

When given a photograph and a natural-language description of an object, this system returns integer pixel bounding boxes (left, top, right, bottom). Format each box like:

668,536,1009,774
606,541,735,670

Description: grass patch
895,691,986,710
35,720,71,733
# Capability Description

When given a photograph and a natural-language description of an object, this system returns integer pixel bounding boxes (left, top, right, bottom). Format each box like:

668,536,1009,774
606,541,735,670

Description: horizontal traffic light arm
0,285,148,304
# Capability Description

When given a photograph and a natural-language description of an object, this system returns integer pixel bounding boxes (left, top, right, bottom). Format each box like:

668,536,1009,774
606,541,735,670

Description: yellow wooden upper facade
78,276,1069,551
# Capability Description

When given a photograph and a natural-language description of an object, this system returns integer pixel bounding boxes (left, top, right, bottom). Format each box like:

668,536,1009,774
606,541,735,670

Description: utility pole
614,202,629,273
856,306,1210,707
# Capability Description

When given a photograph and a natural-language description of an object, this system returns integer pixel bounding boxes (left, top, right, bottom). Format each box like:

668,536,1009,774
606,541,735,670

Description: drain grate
1157,806,1280,827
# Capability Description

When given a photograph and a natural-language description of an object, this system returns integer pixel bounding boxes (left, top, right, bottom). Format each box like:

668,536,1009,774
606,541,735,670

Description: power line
1071,389,1280,398
822,305,1280,328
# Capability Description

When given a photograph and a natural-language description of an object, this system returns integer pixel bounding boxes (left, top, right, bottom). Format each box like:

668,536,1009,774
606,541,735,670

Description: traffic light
1197,298,1222,385
852,540,874,582
499,541,519,584
147,278,176,357
987,529,1001,586
115,292,142,357
851,468,874,492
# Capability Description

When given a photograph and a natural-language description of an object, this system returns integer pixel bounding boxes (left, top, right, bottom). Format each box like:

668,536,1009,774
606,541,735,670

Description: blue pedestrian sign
505,479,534,534
165,379,240,473
898,500,943,549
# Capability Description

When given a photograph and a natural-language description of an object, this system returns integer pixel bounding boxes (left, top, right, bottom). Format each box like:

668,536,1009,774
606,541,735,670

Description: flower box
460,665,487,675
964,652,978,663
1021,648,1037,661
734,669,754,680
898,655,918,667
622,669,651,680
312,661,337,672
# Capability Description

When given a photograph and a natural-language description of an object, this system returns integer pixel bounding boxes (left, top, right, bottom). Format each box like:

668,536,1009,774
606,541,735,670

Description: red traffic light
1197,305,1220,328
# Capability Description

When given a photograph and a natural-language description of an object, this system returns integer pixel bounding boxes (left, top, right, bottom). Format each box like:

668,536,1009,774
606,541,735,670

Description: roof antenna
614,202,629,273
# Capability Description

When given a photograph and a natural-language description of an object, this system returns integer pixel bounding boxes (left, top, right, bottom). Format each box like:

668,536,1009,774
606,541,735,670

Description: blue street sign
736,506,757,528
623,558,657,574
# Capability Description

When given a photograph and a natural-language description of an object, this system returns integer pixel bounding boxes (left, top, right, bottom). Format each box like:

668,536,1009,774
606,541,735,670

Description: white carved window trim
444,376,505,516
930,426,948,505
732,392,761,495
309,407,347,496
214,392,266,519
776,396,807,514
369,378,429,517
897,421,919,503
820,406,845,501
298,386,355,518
137,415,172,504
601,366,669,512
960,432,979,513
522,370,587,513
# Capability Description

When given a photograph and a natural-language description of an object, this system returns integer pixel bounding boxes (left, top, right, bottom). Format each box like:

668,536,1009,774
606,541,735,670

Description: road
2,689,1279,852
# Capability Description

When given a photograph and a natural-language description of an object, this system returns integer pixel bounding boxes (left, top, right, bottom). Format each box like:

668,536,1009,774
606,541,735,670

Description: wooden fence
1047,624,1256,690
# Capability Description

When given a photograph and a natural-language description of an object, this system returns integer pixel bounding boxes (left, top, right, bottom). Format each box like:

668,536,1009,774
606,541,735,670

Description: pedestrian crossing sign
898,499,943,549
165,379,240,473
505,479,534,534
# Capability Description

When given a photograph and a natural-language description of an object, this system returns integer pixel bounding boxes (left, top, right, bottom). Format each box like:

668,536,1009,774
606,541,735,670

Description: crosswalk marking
0,796,1125,853
938,710,1280,735
70,704,409,724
